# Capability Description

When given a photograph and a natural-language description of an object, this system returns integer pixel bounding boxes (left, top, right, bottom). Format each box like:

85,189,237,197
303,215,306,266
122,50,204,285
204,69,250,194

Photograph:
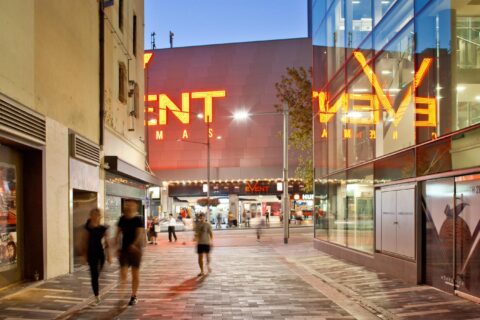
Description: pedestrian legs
168,226,177,242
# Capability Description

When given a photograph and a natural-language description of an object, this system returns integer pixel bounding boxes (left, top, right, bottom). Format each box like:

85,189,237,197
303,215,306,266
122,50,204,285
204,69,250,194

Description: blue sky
144,0,308,49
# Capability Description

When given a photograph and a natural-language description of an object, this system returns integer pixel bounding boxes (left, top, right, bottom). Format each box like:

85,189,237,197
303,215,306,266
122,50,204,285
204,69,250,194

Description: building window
118,0,124,31
133,14,137,56
118,62,127,103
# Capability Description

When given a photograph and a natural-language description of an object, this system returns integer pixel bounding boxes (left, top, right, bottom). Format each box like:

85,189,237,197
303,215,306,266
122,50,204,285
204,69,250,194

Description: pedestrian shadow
164,276,206,299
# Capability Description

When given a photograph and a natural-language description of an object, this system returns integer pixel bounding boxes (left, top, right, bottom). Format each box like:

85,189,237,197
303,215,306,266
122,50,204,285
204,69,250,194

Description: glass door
454,174,480,298
423,174,480,299
423,178,455,293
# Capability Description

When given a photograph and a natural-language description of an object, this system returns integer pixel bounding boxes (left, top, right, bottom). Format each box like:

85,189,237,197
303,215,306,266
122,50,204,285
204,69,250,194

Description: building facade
312,0,480,301
144,39,312,222
0,0,150,288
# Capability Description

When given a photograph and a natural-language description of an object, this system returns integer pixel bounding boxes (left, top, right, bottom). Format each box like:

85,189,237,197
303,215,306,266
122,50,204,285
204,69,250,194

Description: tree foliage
274,67,313,193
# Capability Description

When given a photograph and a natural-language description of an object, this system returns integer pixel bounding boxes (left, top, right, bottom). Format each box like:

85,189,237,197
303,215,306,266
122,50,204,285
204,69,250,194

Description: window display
0,163,17,271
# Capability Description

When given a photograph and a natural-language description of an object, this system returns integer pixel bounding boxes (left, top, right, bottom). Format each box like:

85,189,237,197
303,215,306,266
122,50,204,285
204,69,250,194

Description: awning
104,156,160,186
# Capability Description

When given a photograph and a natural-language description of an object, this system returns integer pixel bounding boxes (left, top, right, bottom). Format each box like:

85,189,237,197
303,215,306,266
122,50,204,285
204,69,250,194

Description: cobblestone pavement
0,228,479,319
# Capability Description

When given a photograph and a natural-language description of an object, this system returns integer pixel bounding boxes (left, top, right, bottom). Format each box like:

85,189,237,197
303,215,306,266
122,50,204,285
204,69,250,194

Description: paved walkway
0,228,479,319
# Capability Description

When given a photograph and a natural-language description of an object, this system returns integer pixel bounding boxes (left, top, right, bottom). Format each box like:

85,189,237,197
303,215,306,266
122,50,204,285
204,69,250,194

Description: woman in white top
168,214,177,242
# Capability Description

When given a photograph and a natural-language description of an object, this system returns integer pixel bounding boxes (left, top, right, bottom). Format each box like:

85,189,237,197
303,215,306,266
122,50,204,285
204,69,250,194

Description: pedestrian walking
82,208,111,305
216,212,222,229
193,213,213,276
116,199,144,306
168,214,178,242
149,217,158,245
265,210,270,225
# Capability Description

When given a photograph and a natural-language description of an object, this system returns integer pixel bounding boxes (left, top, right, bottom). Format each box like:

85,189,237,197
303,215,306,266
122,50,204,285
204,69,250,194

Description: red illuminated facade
144,38,312,182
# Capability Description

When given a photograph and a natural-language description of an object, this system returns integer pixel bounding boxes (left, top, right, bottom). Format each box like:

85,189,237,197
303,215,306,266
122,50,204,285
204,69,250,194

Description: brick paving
0,228,479,319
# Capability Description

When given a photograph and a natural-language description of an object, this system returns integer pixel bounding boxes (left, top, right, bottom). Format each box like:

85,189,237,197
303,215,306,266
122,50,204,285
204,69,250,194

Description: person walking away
149,217,158,245
168,214,178,242
82,208,111,305
193,213,213,276
116,199,144,306
265,210,270,226
216,213,222,229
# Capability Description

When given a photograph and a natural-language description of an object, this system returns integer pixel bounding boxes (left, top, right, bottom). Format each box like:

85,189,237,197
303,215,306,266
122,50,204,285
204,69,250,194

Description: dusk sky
144,0,308,49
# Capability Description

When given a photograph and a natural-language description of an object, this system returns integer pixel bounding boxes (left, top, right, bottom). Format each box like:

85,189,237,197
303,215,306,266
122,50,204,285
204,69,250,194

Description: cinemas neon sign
314,51,437,139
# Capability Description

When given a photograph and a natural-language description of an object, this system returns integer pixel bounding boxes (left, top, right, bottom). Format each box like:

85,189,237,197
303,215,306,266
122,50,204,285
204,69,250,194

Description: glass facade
313,0,480,254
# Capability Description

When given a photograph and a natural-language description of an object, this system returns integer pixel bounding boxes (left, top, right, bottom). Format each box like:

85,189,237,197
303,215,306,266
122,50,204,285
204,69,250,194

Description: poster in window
0,163,17,272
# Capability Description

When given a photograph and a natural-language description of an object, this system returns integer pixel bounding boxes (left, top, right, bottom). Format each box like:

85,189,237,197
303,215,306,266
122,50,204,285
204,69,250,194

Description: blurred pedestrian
168,214,178,242
193,213,213,276
116,199,144,306
149,217,158,245
216,212,222,229
82,208,111,305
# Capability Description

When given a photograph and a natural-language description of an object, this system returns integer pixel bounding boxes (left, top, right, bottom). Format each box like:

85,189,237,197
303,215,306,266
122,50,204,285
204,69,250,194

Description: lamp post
177,113,217,222
233,106,290,244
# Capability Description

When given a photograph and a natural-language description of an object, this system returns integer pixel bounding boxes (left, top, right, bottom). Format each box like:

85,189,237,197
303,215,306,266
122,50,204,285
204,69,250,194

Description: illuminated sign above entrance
314,51,437,139
145,90,226,141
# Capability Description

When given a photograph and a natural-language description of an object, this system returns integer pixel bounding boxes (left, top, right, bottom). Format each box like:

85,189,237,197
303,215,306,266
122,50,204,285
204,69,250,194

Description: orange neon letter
415,97,437,127
144,53,153,68
317,92,348,123
146,95,158,126
353,51,434,127
159,93,190,125
347,93,380,125
191,91,226,123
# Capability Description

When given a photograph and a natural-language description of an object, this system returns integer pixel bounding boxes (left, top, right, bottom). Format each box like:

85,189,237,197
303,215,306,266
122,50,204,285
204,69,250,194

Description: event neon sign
145,90,226,141
314,51,436,139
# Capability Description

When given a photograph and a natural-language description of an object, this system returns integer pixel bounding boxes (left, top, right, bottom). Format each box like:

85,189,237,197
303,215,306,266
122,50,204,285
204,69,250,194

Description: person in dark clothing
83,208,111,305
116,199,144,306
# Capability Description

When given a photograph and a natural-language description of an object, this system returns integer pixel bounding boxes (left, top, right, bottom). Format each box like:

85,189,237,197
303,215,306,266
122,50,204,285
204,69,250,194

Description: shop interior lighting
381,70,392,75
475,96,480,102
352,88,369,93
381,1,390,4
197,113,204,119
352,0,360,4
457,85,466,92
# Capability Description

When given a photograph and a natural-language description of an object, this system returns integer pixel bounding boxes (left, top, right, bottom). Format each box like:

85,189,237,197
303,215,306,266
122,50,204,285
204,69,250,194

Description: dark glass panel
416,137,452,177
374,149,414,184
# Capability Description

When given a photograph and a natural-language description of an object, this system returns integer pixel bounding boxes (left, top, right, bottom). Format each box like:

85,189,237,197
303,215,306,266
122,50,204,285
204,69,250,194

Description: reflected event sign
314,51,437,140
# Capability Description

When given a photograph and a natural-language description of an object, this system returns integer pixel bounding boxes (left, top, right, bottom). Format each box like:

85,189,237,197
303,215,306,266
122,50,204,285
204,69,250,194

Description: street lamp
177,113,220,222
232,106,290,244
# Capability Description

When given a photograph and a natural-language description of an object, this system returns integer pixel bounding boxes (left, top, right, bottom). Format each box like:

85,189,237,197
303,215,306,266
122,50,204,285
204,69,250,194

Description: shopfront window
314,179,328,241
374,23,415,157
346,164,374,253
415,0,480,141
346,0,372,51
327,172,347,246
346,67,376,166
374,0,398,26
326,0,346,78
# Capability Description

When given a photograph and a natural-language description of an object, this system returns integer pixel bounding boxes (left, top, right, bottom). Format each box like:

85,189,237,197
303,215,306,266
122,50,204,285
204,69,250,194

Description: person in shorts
193,213,213,276
116,199,144,306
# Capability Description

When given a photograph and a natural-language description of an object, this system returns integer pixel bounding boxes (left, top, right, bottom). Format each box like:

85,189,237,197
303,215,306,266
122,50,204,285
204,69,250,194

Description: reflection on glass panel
346,70,375,166
374,24,415,157
314,179,328,241
327,0,346,78
326,73,347,173
374,149,414,184
452,127,480,171
312,0,327,40
374,0,397,25
417,137,452,177
373,0,413,51
327,173,347,246
346,164,374,253
346,0,372,50
414,0,452,142
313,113,328,177
456,15,480,131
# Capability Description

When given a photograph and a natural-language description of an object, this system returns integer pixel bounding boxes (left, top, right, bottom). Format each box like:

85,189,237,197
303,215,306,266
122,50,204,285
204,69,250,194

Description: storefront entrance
72,190,97,270
0,144,22,287
423,174,480,299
